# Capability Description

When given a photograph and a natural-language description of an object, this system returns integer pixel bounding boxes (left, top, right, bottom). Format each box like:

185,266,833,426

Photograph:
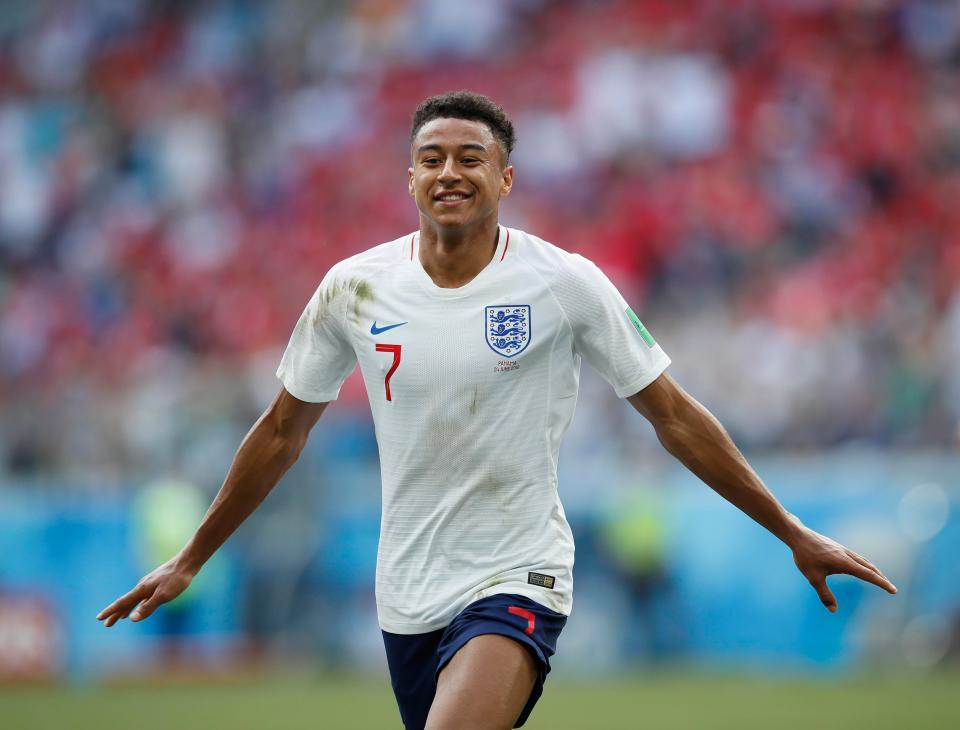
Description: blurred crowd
1,0,959,484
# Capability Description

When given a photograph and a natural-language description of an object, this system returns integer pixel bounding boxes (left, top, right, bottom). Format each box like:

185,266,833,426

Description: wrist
781,512,807,550
173,548,204,577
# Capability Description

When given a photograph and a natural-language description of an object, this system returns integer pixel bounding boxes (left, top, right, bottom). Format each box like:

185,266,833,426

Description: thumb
810,575,838,613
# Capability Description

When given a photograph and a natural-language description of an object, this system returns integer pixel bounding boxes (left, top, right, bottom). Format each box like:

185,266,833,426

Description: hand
790,525,897,613
96,557,195,627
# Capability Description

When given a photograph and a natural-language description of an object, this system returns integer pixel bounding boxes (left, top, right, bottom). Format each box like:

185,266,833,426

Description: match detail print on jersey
625,307,656,348
485,305,531,358
527,572,555,589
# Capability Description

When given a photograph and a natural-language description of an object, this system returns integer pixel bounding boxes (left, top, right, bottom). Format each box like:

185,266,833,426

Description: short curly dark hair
410,91,516,164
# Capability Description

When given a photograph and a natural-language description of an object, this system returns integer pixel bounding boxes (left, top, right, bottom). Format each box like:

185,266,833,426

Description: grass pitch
3,670,958,729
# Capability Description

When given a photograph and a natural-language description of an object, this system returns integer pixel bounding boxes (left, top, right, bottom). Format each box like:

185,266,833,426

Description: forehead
412,117,497,152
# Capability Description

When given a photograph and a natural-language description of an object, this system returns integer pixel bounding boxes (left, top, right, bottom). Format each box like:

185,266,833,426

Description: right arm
97,387,329,626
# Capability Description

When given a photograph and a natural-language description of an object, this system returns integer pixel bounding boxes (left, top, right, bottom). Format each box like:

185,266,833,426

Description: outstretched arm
627,373,896,612
97,387,329,626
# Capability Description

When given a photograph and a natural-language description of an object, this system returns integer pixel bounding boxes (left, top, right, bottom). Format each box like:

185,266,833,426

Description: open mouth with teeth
435,191,471,205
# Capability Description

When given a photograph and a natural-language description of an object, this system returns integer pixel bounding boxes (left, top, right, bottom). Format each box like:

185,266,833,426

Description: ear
499,165,514,198
408,167,415,197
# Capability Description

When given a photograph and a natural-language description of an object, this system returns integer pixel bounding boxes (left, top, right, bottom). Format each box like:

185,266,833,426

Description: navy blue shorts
382,594,567,729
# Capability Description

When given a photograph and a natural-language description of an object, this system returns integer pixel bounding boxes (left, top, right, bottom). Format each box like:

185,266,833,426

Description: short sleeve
559,255,670,398
276,267,358,402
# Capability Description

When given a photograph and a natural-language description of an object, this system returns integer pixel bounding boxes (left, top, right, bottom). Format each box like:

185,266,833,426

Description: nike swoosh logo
370,321,408,335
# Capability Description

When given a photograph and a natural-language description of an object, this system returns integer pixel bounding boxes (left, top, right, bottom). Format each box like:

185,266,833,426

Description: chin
430,214,472,229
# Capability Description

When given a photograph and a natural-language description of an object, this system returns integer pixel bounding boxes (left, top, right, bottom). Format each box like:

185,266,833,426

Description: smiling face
408,117,513,233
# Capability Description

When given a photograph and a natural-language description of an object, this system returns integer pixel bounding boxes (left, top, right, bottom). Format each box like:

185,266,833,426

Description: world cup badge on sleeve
485,305,531,358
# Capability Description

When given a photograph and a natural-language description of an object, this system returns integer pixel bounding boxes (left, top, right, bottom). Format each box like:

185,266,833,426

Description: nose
438,157,460,184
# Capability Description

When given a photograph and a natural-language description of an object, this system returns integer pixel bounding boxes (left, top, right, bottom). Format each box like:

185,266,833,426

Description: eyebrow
416,143,488,155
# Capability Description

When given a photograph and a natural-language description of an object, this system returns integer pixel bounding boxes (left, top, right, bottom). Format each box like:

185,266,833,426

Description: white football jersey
277,226,670,633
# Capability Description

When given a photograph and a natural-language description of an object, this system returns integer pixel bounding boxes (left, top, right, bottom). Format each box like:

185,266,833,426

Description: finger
810,575,837,613
98,602,122,621
99,587,152,626
119,600,146,621
846,553,897,593
131,589,165,622
104,602,140,626
98,597,129,620
846,552,875,573
847,551,881,575
97,584,149,620
846,551,887,582
838,559,898,594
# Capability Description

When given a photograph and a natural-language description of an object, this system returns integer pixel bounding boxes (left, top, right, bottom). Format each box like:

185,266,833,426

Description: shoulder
305,233,412,314
512,228,605,288
327,233,412,282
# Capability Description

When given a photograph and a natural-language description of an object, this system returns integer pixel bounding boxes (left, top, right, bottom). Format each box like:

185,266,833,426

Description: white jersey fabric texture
277,226,671,634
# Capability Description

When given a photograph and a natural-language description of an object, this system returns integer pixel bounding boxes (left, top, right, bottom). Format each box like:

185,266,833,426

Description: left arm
627,373,897,612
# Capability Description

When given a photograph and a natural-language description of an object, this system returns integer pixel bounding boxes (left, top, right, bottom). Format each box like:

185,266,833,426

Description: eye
462,157,480,164
422,157,441,165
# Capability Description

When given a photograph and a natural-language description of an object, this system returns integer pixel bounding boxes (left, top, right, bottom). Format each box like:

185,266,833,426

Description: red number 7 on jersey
375,344,401,401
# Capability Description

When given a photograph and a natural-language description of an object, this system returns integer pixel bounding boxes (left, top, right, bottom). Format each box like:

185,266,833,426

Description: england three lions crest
485,305,531,358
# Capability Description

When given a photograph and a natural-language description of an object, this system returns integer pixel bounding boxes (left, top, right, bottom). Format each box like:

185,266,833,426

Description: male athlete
98,91,897,730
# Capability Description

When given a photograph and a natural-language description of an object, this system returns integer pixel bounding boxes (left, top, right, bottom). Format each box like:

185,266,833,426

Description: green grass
3,671,958,729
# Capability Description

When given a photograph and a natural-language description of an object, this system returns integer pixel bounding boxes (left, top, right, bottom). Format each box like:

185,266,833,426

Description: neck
418,215,500,288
